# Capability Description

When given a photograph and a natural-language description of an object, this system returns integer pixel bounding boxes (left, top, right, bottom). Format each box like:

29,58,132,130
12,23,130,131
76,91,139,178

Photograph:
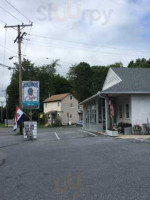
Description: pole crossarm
4,23,33,29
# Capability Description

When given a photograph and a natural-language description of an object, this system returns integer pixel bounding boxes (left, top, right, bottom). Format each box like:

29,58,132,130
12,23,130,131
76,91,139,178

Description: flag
13,107,24,131
109,100,114,118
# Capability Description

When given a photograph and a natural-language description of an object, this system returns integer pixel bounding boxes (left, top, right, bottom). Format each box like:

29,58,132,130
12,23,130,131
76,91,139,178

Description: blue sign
22,81,39,109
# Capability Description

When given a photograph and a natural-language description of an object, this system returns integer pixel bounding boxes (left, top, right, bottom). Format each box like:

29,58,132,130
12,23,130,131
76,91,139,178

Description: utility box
24,121,37,139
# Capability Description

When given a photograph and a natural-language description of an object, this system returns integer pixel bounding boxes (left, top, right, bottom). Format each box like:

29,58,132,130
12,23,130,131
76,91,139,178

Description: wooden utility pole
0,101,4,123
4,23,32,133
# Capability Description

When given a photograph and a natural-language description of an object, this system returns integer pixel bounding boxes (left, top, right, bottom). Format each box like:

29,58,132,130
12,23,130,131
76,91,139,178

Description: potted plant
133,125,142,135
124,123,132,135
117,123,132,135
107,126,118,137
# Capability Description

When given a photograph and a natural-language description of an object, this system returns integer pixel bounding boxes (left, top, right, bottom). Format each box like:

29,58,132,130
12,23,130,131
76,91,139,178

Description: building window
70,95,73,100
70,103,73,107
70,114,72,118
125,104,130,118
45,103,47,108
58,102,60,107
119,105,123,119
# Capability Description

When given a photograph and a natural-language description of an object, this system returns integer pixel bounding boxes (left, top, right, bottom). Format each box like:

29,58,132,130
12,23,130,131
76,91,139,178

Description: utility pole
2,90,8,127
4,23,32,133
0,101,4,123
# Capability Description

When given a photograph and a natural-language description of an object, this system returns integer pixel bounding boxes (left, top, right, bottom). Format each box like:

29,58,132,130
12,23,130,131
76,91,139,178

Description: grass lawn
37,123,49,128
0,123,5,128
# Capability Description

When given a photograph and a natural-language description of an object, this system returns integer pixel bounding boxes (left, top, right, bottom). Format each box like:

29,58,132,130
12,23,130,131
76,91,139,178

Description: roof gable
44,93,70,103
102,68,150,94
102,68,122,91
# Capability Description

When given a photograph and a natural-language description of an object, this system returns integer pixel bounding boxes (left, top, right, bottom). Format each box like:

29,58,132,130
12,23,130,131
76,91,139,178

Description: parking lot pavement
0,127,92,148
0,127,150,200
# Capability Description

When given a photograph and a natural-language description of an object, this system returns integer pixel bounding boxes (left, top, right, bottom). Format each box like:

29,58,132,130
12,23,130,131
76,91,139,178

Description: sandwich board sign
22,81,39,109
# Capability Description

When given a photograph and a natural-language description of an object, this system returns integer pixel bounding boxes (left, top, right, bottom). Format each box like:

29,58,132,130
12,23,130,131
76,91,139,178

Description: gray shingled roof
101,68,150,94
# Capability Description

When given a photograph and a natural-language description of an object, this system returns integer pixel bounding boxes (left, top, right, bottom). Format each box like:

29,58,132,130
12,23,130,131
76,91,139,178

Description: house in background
43,93,79,125
80,68,150,133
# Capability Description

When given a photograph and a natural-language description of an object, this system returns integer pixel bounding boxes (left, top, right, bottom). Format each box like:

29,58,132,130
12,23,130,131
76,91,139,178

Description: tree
91,66,109,94
128,58,150,68
67,62,93,102
53,75,72,94
7,59,59,118
109,62,124,68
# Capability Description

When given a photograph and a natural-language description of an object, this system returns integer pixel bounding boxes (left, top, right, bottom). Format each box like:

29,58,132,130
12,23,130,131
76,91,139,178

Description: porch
105,94,132,133
82,93,132,134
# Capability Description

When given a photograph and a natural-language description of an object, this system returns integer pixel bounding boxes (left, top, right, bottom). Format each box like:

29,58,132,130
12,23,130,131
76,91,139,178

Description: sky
0,0,150,101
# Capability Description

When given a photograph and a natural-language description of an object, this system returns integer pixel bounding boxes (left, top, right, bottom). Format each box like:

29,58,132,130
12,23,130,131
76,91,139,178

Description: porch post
96,98,99,132
105,96,109,131
83,105,85,129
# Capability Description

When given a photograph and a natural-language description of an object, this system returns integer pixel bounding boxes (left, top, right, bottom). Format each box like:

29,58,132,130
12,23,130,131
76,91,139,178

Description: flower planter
107,130,118,137
124,127,132,135
133,130,141,135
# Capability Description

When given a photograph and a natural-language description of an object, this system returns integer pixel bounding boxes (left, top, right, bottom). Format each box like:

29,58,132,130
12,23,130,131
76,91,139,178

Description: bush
53,118,62,127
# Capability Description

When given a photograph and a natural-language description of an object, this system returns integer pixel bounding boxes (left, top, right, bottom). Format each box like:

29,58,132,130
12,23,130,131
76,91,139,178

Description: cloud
0,0,150,94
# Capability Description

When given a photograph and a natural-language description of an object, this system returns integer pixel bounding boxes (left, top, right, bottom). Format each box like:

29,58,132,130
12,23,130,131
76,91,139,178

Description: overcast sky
0,0,150,98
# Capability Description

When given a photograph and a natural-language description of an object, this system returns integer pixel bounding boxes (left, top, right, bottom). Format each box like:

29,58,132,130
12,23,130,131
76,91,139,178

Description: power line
4,0,32,23
26,40,150,57
30,34,150,55
0,43,17,53
0,63,15,70
3,29,7,64
23,26,33,54
0,5,23,23
0,29,7,93
0,19,7,25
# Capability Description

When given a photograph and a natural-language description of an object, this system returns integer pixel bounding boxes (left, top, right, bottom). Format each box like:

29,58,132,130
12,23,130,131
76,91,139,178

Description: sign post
22,81,39,140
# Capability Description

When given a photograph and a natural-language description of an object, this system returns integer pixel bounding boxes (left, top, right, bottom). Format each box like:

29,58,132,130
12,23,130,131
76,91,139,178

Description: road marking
80,130,97,137
54,132,60,140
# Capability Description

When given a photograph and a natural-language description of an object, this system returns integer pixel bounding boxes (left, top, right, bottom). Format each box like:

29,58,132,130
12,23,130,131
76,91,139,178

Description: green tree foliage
67,63,111,102
128,58,150,68
53,75,72,94
109,62,123,68
7,59,71,118
67,62,93,102
91,66,109,94
7,58,126,118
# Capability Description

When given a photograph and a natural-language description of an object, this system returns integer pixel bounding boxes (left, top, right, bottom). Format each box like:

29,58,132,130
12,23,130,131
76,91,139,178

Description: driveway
0,127,150,200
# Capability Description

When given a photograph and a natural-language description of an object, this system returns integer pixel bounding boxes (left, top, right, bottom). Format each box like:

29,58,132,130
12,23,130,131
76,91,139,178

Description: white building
80,68,150,134
43,93,79,125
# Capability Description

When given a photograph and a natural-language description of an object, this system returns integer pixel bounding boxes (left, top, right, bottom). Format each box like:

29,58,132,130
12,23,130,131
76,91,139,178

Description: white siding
131,95,150,126
116,95,131,124
44,101,61,114
102,68,122,91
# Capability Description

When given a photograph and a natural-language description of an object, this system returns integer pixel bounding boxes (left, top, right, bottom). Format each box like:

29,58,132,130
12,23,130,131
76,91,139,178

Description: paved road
0,127,150,200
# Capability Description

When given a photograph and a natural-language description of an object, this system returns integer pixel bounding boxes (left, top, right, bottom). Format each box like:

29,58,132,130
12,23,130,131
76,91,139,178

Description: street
0,127,150,200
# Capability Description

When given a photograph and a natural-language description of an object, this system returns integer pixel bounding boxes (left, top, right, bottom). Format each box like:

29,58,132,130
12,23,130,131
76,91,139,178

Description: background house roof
102,68,150,94
44,93,70,103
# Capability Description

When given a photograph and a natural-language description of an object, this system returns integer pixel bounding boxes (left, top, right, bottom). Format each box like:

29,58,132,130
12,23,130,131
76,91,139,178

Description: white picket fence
5,119,14,127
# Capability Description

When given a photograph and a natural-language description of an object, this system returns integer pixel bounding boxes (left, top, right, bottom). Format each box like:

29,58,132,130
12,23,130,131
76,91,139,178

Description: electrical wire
30,34,150,54
0,63,15,70
4,0,32,23
3,29,7,65
26,40,150,57
0,43,17,53
0,28,7,96
23,26,33,54
0,5,23,23
0,18,7,25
